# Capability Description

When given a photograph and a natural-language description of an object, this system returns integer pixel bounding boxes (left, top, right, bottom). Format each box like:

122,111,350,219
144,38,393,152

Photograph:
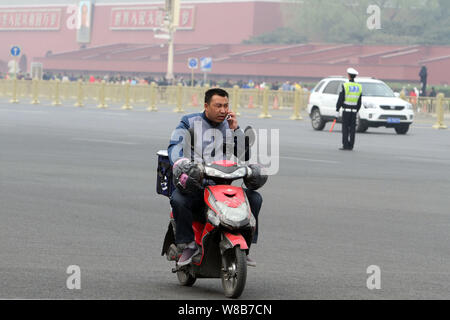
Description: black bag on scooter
156,150,175,198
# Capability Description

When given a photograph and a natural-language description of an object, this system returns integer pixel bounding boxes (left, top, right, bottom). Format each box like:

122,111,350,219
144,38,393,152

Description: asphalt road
1,102,450,299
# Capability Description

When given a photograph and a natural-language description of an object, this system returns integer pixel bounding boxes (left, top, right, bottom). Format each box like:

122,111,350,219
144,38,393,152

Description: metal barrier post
10,78,19,103
236,87,242,116
52,79,62,106
147,82,158,112
121,82,133,110
290,87,303,120
74,79,84,107
432,93,447,130
173,83,185,113
277,88,283,109
400,91,407,101
31,78,40,105
258,87,272,119
97,81,108,109
231,85,239,115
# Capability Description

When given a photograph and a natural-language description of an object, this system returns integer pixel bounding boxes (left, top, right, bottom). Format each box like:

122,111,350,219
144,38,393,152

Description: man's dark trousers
170,188,262,245
342,111,357,149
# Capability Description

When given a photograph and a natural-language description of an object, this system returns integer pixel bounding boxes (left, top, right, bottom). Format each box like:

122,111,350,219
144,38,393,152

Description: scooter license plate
387,117,401,124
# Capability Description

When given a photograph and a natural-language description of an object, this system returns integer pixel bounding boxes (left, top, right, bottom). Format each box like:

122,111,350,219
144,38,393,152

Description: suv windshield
360,82,395,98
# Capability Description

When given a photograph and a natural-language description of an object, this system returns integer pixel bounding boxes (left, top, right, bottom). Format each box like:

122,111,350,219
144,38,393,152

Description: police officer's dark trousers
342,110,357,149
170,188,262,245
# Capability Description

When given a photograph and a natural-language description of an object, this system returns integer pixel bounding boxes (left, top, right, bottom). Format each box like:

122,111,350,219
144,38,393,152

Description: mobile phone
226,114,231,120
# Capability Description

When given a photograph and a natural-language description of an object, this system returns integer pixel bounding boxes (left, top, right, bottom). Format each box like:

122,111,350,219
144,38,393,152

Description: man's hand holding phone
226,112,238,130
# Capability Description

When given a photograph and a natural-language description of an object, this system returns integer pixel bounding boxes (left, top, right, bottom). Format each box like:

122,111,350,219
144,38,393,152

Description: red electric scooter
160,158,256,299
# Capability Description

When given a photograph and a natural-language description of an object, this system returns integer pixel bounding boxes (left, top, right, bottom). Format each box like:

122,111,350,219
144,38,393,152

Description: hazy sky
0,0,163,4
0,0,273,4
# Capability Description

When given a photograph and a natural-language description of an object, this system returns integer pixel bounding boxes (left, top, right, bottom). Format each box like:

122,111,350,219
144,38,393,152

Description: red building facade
1,1,449,85
0,0,284,70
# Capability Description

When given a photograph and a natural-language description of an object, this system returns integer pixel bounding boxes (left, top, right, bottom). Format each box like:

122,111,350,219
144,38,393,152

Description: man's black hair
205,88,229,104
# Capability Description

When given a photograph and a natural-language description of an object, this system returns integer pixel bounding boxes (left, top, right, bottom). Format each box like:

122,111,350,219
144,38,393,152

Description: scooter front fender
220,232,248,254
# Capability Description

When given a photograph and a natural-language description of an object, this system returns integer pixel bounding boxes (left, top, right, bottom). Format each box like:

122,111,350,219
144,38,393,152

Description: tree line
245,0,450,45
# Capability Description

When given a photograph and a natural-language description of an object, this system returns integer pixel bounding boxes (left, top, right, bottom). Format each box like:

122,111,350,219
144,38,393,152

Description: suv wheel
356,114,368,133
311,108,326,131
395,124,410,135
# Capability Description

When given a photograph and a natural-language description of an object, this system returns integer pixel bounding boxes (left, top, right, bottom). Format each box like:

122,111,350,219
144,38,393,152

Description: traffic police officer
336,68,363,151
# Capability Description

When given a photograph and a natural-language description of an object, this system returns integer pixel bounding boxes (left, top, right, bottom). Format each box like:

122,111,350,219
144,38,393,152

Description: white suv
307,77,414,134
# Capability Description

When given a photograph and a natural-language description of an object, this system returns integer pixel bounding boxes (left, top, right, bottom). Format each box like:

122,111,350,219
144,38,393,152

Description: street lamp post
166,25,175,82
154,0,180,83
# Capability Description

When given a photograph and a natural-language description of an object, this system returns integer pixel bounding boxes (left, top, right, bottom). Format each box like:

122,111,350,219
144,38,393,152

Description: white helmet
347,68,359,76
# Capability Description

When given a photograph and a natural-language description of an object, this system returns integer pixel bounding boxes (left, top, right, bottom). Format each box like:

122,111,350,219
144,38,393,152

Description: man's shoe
247,256,256,267
177,246,200,266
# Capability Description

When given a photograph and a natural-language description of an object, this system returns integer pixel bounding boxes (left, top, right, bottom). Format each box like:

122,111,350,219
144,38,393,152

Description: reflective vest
343,82,362,106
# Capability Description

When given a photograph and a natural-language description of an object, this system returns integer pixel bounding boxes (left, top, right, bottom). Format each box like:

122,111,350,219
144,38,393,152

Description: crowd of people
0,71,310,92
0,71,445,97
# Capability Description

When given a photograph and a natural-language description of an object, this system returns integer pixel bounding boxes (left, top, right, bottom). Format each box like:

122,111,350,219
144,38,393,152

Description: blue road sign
188,57,198,69
10,46,21,57
200,57,212,72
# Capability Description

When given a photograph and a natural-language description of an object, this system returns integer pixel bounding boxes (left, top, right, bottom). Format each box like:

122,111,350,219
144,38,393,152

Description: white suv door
320,80,344,117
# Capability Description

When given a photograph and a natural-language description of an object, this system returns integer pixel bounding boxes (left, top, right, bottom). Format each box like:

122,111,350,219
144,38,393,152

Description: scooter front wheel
177,269,196,287
221,246,247,299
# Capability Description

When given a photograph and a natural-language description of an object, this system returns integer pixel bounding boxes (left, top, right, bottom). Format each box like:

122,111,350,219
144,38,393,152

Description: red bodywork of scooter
162,160,256,298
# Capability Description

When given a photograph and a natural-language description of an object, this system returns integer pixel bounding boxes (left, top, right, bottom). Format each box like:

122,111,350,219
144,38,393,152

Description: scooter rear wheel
177,269,196,287
221,246,247,299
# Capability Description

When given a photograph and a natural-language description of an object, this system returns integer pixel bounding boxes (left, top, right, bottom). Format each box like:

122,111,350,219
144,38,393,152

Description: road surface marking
71,138,139,145
280,156,339,164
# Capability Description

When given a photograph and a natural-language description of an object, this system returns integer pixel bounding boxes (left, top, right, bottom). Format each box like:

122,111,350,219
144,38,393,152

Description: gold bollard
400,91,407,101
231,85,240,115
9,78,19,103
173,83,185,113
277,88,283,110
52,79,62,106
432,93,447,130
74,79,84,107
97,81,108,109
147,82,158,111
235,87,241,116
258,87,272,119
31,78,40,105
290,87,303,120
254,89,260,108
121,82,133,110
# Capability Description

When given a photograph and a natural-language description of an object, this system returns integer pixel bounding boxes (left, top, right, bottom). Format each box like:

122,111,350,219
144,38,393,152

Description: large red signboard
0,8,61,31
110,6,195,30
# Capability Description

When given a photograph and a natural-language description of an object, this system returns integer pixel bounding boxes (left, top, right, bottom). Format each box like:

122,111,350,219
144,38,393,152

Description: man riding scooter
167,88,266,267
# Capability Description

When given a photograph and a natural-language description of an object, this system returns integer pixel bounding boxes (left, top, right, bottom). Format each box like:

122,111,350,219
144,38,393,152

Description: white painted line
0,109,48,114
83,111,129,116
71,138,139,145
280,156,339,164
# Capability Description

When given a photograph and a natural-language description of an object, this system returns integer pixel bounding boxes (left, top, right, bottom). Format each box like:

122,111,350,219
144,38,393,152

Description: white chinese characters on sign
0,9,61,30
110,6,195,30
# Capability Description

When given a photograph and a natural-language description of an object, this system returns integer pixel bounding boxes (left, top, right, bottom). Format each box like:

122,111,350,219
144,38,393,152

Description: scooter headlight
217,202,250,229
204,167,247,179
